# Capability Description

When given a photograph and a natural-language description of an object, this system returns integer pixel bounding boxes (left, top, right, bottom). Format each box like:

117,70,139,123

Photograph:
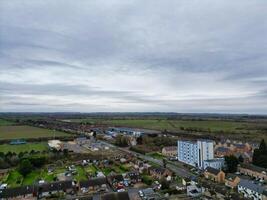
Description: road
100,141,193,178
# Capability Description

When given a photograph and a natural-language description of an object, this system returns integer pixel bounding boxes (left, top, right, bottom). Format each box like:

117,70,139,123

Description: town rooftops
205,167,220,175
0,185,34,199
38,180,73,192
80,177,107,188
107,174,124,182
226,174,238,181
234,143,246,148
100,191,130,200
216,147,231,152
239,163,267,173
239,179,267,194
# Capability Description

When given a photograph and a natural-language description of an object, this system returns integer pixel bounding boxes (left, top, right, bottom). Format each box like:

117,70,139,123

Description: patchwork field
0,119,15,126
0,142,48,154
67,118,263,133
67,118,267,141
0,125,70,140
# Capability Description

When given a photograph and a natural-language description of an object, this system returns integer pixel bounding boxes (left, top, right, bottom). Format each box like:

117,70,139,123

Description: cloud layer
0,0,267,113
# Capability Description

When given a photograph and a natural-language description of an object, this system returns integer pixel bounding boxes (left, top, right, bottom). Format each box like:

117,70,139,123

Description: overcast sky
0,0,267,113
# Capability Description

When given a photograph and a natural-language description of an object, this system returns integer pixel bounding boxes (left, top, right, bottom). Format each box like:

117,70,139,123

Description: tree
19,159,33,176
238,155,244,163
29,157,46,168
163,159,167,168
115,135,128,147
160,178,170,190
136,136,143,145
224,155,239,173
253,139,267,168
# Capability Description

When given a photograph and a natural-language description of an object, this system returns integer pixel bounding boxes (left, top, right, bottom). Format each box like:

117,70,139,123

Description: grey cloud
0,0,267,113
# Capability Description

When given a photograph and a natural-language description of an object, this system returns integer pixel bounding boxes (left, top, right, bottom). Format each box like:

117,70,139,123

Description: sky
0,0,267,114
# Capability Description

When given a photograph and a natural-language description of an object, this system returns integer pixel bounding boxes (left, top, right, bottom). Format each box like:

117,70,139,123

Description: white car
0,184,7,189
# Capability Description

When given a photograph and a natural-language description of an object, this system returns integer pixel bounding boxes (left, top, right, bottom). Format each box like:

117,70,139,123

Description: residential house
225,174,240,189
162,146,177,157
79,177,107,193
238,179,267,200
0,185,35,199
139,188,164,200
37,180,75,198
107,174,124,191
100,191,130,200
215,146,232,157
127,171,141,184
149,167,172,180
238,164,267,181
203,158,224,170
234,143,251,153
204,167,225,183
187,184,203,198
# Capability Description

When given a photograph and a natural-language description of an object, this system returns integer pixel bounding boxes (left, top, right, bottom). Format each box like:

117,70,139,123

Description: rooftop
239,179,266,194
205,167,221,175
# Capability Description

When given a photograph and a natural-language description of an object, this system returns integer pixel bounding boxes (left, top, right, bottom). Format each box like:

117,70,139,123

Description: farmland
0,119,15,126
66,118,264,133
0,125,70,140
0,142,48,154
66,118,267,141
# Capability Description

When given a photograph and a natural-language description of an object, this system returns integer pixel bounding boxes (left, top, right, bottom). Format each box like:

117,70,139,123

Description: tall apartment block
177,139,224,169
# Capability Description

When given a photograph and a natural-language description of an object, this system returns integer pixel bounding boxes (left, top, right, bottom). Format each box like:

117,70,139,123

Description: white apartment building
177,139,224,169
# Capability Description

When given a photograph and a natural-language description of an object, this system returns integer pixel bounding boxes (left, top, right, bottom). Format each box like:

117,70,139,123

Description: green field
68,118,253,132
0,125,70,140
0,142,48,154
67,118,267,141
0,119,15,126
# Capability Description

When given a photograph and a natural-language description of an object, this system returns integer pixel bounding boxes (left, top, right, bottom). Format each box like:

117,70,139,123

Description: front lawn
74,166,87,181
5,170,23,187
22,170,40,185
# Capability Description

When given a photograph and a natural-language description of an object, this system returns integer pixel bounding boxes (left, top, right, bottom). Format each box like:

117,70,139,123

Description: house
48,140,62,150
139,188,164,200
75,137,90,145
0,185,35,199
204,167,225,183
225,174,240,189
162,146,177,157
238,179,267,200
238,163,267,181
234,143,251,153
79,177,107,193
37,180,74,197
187,184,203,198
107,174,124,191
149,167,172,180
203,158,224,170
215,146,232,157
100,191,130,200
127,171,141,184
